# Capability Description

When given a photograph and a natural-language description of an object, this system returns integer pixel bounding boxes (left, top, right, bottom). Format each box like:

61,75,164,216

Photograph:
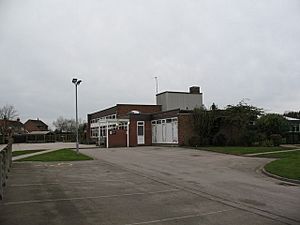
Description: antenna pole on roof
154,76,159,94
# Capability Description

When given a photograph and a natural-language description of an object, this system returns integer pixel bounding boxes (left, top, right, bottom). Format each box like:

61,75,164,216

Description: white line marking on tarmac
8,179,127,187
2,189,179,206
124,209,235,225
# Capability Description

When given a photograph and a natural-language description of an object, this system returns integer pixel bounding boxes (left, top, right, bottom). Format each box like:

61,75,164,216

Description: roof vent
130,110,141,114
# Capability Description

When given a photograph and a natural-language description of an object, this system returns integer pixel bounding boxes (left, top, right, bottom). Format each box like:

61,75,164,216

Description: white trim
151,117,178,144
137,121,145,145
106,121,109,148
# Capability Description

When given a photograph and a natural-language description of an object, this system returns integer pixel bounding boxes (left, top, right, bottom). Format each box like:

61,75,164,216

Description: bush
270,134,282,146
189,136,209,147
260,139,273,147
213,133,227,146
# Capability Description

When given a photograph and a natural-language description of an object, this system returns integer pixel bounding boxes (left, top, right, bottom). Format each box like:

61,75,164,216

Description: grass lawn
12,150,46,157
264,151,300,180
201,146,294,155
17,148,93,162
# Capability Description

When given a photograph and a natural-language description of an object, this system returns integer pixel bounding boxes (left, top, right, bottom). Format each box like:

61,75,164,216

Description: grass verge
200,146,294,155
264,151,300,180
16,148,93,162
13,150,46,157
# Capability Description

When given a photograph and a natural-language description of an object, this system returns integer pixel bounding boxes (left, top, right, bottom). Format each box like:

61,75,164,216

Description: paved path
10,142,98,161
0,146,299,225
13,149,59,161
10,142,97,151
246,148,300,156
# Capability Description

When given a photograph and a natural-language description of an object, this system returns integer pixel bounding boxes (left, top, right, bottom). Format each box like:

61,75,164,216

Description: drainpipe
98,121,100,147
106,121,109,148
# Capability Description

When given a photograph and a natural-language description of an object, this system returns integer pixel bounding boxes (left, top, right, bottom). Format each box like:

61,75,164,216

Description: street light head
72,78,78,84
77,80,82,85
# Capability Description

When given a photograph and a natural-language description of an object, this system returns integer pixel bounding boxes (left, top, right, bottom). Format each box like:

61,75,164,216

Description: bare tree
53,116,77,132
0,104,18,120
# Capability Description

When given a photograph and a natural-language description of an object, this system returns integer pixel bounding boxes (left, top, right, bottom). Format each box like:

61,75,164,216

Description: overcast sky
0,0,299,126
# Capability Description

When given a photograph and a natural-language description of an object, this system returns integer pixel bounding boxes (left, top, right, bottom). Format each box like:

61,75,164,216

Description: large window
91,128,98,137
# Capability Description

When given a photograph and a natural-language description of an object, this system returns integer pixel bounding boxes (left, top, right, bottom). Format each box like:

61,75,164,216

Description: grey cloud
0,0,299,126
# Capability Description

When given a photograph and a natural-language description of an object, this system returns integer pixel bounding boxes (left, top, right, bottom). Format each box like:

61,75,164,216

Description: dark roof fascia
116,103,160,107
156,91,202,96
88,105,117,116
151,108,181,115
88,104,162,116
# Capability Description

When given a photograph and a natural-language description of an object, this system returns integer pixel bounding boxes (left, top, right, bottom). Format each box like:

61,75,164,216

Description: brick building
0,118,26,135
87,86,203,147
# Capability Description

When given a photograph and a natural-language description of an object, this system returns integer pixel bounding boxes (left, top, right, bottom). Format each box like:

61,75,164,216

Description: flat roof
156,91,202,96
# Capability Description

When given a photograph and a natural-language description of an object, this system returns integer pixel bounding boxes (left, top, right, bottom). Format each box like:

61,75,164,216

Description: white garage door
152,117,178,144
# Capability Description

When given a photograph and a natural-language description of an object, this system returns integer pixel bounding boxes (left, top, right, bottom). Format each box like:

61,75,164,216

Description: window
118,122,128,130
137,121,144,136
91,128,98,137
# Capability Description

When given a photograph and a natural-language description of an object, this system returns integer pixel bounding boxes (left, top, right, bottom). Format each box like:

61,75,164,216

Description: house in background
24,119,49,133
87,86,203,148
0,118,26,143
0,118,26,135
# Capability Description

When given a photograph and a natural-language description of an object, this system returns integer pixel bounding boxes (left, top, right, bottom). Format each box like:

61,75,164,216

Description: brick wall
129,120,137,146
117,104,161,118
178,114,195,146
152,109,180,120
108,129,127,147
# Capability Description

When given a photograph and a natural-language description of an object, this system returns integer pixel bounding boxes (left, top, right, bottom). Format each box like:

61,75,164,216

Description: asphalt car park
0,145,299,225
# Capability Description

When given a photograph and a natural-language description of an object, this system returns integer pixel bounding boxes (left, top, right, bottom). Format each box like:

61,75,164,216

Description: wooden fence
0,138,12,200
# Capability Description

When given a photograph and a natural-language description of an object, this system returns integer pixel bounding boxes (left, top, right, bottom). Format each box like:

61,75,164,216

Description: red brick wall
108,129,127,147
129,120,137,146
144,121,152,145
178,114,195,146
117,105,161,118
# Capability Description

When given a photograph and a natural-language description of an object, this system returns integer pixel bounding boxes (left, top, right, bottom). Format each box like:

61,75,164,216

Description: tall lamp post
72,78,82,153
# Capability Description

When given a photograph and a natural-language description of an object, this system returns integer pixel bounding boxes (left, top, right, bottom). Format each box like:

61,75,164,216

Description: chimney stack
189,86,200,94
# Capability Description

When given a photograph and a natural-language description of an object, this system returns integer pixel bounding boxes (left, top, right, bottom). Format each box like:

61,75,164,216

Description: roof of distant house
0,119,24,127
284,116,300,121
24,119,48,126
